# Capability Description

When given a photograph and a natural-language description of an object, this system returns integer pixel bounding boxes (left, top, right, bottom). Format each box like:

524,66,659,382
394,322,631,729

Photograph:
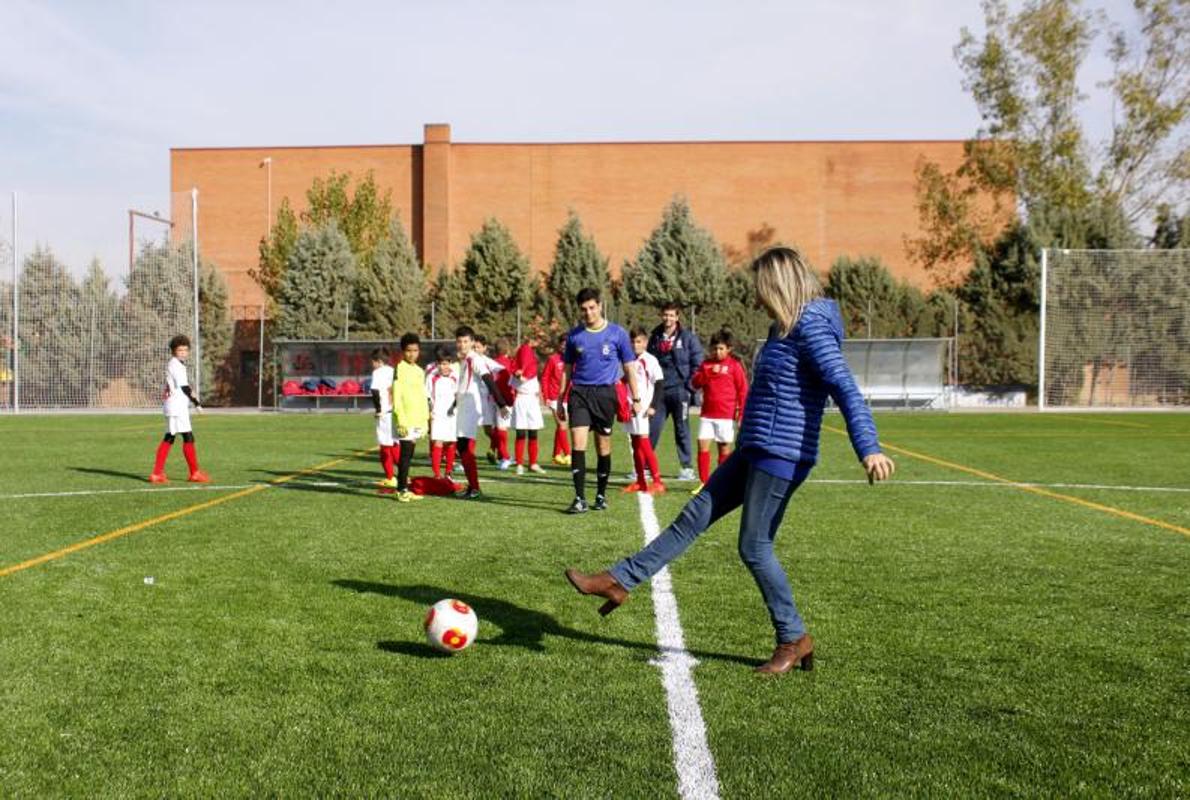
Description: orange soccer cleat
648,481,667,495
187,470,211,483
622,481,648,493
148,473,168,484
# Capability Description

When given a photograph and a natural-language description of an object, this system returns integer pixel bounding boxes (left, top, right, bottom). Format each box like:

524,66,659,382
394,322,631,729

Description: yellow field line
823,424,1189,538
1056,415,1150,430
0,450,373,579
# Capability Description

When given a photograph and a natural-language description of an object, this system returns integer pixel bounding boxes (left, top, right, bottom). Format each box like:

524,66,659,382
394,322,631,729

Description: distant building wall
171,124,971,317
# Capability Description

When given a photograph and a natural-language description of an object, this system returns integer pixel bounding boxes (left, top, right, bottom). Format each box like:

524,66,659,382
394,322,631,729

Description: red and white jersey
457,351,497,405
370,364,394,413
164,356,191,416
427,370,458,418
626,351,664,415
541,353,564,402
692,356,749,420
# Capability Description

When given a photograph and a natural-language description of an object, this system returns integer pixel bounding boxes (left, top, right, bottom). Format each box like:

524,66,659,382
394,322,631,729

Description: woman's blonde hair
751,245,823,337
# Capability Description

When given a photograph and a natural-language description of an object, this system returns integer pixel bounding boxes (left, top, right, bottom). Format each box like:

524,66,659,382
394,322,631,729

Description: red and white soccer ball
424,598,479,653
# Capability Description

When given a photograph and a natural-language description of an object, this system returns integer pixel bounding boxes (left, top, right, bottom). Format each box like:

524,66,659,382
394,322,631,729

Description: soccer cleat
378,477,397,489
378,486,397,495
148,473,168,484
559,454,572,467
486,450,498,465
565,497,589,514
677,467,697,482
622,481,648,494
553,454,568,466
515,464,525,476
649,481,668,495
592,494,609,511
498,459,513,471
528,463,547,474
187,470,211,483
396,490,423,503
455,488,483,501
452,463,465,474
690,483,703,496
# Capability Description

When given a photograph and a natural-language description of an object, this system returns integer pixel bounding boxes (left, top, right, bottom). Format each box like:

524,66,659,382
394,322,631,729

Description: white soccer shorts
430,416,458,442
512,393,542,430
166,410,192,436
457,398,483,440
623,414,651,437
375,415,395,447
698,417,736,444
400,426,425,442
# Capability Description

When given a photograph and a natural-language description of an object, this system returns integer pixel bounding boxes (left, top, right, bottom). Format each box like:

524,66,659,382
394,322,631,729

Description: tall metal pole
191,188,201,398
1038,248,1048,410
10,191,17,413
257,304,265,409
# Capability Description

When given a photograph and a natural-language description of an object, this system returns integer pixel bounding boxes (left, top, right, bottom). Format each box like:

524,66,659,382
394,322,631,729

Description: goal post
1039,248,1190,410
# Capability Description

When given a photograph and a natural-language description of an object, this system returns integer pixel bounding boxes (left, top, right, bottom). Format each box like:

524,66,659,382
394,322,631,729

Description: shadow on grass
333,579,759,667
71,466,153,482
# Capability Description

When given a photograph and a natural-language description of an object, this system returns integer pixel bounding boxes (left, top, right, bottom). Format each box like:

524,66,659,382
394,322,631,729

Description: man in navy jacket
647,302,704,481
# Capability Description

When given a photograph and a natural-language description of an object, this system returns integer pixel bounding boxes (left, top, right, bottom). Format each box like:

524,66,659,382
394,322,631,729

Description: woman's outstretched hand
862,453,895,485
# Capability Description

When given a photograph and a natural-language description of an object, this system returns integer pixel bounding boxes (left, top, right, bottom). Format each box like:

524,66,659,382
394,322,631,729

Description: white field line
4,476,1187,501
636,491,721,800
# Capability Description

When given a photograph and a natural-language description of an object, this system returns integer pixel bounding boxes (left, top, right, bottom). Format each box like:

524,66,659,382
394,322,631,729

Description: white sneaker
498,459,513,471
677,467,697,482
529,463,547,474
515,464,525,476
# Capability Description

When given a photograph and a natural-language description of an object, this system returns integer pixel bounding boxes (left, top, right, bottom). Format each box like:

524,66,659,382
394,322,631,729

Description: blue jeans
649,388,693,468
609,451,813,644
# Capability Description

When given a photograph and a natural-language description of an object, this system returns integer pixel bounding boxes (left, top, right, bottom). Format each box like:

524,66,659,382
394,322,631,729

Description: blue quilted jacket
738,299,881,464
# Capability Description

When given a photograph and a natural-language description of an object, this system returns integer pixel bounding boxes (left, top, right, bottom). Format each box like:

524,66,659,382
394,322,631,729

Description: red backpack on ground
410,476,463,496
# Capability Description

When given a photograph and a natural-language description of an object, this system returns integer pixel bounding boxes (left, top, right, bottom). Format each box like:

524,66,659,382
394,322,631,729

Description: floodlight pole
257,304,265,410
1038,248,1048,411
128,209,174,273
11,191,18,413
191,188,201,398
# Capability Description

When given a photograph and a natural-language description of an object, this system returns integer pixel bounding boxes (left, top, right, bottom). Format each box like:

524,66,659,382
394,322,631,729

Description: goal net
1040,249,1190,410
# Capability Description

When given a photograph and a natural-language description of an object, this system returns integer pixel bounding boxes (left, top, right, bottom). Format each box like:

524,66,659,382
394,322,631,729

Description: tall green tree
621,197,728,315
1152,203,1190,248
252,197,298,315
275,221,357,340
79,259,119,399
352,218,426,338
449,218,534,337
125,241,198,403
17,247,85,407
825,256,933,338
545,211,610,320
199,262,233,404
303,171,394,268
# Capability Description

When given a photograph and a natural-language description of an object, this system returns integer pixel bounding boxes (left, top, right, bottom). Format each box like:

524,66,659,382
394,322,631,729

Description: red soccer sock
643,439,661,484
718,447,730,466
698,450,711,484
552,427,565,457
182,441,200,474
528,437,539,467
630,436,647,486
431,443,443,477
462,441,480,490
383,445,396,480
497,429,510,461
515,435,526,466
152,441,171,475
445,442,457,475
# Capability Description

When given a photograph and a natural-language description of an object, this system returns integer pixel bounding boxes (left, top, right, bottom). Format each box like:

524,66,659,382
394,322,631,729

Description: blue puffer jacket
738,299,880,464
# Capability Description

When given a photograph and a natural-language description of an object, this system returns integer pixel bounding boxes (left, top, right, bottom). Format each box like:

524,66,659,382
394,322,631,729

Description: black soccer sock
596,453,612,499
397,440,415,491
571,450,587,500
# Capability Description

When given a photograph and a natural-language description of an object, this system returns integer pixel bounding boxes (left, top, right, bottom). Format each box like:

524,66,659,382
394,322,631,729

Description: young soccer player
690,328,749,490
369,347,397,493
472,334,501,466
491,337,517,471
454,326,509,499
511,333,546,475
426,347,459,480
623,327,666,494
149,334,209,483
541,334,571,466
392,333,428,503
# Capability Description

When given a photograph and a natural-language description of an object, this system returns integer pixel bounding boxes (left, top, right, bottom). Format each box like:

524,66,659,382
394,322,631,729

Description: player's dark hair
557,333,568,347
630,326,650,340
575,287,601,306
709,328,734,348
435,345,454,362
454,325,475,339
493,337,512,356
474,333,487,346
168,334,190,352
399,332,420,349
370,347,390,362
660,301,682,314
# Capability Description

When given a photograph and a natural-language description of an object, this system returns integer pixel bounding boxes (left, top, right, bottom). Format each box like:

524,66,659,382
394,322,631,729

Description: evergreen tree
303,171,393,268
125,241,197,403
1152,204,1190,249
199,262,233,404
275,221,357,340
545,211,610,321
18,247,86,406
452,218,534,337
825,256,931,338
622,196,728,317
352,218,425,338
78,259,119,399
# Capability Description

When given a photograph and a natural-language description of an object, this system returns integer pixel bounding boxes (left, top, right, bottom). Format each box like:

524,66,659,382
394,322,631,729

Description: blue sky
0,0,1132,278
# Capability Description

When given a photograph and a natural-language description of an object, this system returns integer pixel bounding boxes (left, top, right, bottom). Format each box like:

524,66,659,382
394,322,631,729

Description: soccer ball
424,598,479,653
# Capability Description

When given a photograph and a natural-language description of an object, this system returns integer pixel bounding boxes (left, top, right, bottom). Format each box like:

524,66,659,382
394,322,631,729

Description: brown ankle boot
755,634,814,675
564,569,628,616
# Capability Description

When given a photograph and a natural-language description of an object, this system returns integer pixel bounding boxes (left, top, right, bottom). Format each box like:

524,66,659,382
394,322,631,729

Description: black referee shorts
567,384,618,435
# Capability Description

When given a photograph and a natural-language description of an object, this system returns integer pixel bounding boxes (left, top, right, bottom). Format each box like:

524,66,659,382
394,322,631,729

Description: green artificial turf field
1,410,1187,797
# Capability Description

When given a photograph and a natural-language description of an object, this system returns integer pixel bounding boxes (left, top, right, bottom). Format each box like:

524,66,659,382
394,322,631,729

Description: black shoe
592,495,609,511
566,497,589,514
486,451,498,465
455,488,483,500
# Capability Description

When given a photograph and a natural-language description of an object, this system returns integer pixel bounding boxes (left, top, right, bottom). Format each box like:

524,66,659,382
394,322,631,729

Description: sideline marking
4,484,257,500
636,491,721,800
825,425,1190,538
0,452,367,579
